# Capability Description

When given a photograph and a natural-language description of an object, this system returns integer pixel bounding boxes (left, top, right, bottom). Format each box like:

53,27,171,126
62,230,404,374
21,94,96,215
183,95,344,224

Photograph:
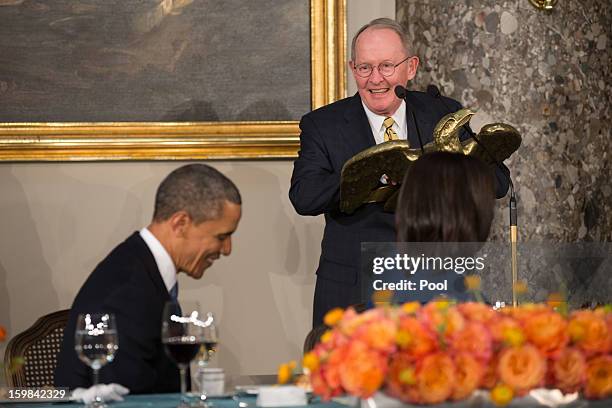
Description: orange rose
550,347,586,393
450,321,493,363
489,317,523,344
419,301,465,339
584,355,612,400
452,352,485,400
458,302,496,323
322,344,347,390
500,303,550,324
523,311,569,357
339,340,387,398
310,368,342,400
354,316,397,353
0,325,6,342
396,316,437,358
415,352,456,404
568,310,611,356
339,308,383,336
497,344,546,395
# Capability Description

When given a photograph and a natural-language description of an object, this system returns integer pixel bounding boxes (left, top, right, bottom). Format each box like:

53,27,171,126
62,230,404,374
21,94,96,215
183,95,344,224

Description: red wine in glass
164,338,201,365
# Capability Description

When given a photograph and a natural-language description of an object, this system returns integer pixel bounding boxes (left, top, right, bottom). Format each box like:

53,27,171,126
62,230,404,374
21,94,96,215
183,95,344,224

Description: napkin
529,388,579,407
70,383,130,404
256,385,308,407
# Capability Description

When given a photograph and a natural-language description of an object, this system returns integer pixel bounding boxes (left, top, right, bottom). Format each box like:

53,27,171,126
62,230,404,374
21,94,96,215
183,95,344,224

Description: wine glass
195,312,219,404
74,313,119,408
162,301,204,408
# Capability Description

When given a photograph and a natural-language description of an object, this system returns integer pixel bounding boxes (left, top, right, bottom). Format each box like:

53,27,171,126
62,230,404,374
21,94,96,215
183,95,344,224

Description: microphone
394,85,425,153
394,85,407,99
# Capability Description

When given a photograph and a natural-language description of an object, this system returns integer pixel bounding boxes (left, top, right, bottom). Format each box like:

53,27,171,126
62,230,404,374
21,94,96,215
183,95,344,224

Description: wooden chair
3,309,70,387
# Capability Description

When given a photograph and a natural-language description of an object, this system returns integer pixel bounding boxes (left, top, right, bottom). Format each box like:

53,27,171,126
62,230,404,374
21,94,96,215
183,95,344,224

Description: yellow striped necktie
383,117,398,141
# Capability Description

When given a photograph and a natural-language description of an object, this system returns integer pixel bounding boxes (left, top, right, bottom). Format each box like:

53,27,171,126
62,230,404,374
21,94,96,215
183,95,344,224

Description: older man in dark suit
289,18,509,327
55,164,241,393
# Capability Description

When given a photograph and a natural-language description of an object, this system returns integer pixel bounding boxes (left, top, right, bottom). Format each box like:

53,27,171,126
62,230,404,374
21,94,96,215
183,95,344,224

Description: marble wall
397,0,611,243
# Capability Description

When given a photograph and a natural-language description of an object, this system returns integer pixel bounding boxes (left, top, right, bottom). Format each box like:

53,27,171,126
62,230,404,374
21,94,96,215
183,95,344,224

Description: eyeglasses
352,56,412,78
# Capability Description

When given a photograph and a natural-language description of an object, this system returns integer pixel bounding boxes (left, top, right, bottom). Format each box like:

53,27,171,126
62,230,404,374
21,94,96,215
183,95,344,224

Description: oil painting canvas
0,0,310,122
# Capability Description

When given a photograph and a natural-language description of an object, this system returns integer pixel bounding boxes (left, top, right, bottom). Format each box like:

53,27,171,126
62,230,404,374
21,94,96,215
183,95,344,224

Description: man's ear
406,56,420,81
167,211,191,237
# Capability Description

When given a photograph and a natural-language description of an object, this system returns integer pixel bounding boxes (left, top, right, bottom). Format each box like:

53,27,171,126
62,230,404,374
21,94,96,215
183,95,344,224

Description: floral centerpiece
297,299,612,406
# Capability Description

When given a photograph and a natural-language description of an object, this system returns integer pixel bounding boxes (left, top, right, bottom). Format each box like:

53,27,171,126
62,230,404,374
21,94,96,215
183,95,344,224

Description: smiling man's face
350,27,418,117
173,200,241,279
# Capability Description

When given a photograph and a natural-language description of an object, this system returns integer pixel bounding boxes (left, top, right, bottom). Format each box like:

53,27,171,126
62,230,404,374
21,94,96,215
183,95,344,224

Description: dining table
3,375,611,408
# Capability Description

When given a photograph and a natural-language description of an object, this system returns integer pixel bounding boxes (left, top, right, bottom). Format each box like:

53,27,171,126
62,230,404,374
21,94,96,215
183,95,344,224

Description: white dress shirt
139,227,177,293
362,100,407,144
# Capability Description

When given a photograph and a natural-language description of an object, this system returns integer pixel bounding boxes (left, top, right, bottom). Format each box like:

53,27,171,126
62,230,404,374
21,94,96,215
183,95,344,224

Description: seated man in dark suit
55,164,241,393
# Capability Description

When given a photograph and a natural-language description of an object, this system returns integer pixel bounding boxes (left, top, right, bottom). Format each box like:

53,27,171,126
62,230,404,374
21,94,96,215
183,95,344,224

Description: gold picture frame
0,0,346,161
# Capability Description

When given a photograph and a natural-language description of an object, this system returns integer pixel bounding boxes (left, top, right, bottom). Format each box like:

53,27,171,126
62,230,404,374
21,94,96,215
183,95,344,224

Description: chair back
3,309,70,387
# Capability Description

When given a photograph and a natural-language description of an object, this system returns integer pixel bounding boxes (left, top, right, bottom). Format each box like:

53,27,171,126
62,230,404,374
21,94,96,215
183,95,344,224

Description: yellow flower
323,308,344,327
302,352,319,372
434,298,451,311
502,327,525,347
395,330,412,348
491,384,514,406
568,320,586,342
401,302,420,315
398,367,416,385
320,330,333,344
277,361,296,384
464,275,481,291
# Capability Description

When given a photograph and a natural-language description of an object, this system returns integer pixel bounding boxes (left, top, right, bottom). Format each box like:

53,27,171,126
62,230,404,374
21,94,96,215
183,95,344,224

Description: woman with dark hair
381,151,497,304
396,151,495,243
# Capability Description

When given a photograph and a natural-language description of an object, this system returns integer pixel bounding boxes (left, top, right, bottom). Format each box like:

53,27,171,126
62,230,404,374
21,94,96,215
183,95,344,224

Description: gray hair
350,18,412,61
153,164,241,224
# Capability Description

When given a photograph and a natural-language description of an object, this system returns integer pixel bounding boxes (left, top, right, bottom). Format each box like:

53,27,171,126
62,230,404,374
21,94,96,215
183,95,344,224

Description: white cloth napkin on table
256,385,308,407
70,384,130,404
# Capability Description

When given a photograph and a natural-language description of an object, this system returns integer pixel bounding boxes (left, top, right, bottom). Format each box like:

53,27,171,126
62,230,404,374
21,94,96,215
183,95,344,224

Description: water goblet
74,313,119,408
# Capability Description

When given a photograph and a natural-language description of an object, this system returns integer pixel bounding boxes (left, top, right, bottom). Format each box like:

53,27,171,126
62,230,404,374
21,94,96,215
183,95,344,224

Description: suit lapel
405,93,437,146
341,94,376,157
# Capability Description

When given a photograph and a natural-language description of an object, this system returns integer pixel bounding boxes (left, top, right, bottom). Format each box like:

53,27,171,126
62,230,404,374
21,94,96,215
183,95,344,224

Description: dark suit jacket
54,232,180,394
289,92,509,311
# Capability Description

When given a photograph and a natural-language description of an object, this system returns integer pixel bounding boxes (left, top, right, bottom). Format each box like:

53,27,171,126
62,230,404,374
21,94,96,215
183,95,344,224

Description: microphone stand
394,85,425,153
426,84,520,307
509,185,518,307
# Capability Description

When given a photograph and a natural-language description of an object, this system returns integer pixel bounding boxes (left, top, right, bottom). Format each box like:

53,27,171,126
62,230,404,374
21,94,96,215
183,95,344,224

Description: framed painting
0,0,346,161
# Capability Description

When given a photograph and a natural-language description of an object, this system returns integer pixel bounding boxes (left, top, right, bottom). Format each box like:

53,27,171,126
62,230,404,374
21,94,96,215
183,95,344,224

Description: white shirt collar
139,227,177,293
362,99,407,144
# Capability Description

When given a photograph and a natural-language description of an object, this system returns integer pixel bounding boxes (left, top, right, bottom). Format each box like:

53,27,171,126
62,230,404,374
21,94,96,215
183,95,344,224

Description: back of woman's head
395,152,495,242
